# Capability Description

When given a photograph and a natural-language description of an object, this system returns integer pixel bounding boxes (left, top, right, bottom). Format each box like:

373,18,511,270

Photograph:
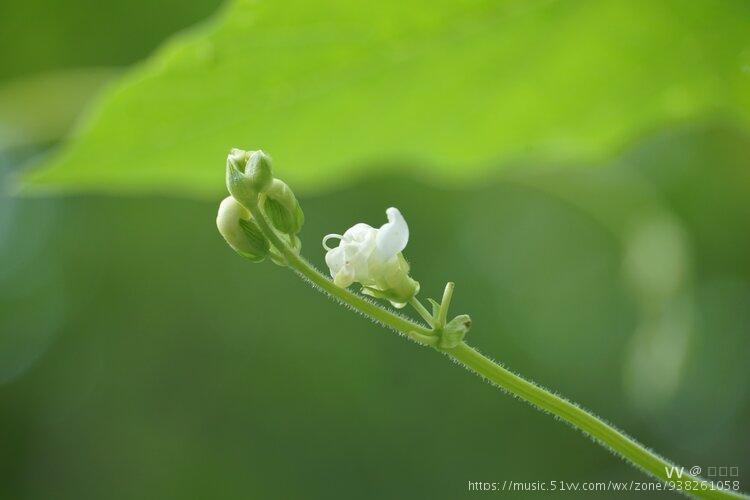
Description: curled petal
376,207,409,261
322,234,342,251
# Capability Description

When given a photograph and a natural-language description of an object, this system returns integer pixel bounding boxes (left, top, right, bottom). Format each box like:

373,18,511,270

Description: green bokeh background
1,1,749,499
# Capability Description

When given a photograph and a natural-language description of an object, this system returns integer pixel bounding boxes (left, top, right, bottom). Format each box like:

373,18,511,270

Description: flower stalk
217,149,746,500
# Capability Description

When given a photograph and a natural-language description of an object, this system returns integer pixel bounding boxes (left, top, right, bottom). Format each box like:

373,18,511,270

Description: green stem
248,202,745,500
409,297,434,327
450,344,743,499
437,281,454,327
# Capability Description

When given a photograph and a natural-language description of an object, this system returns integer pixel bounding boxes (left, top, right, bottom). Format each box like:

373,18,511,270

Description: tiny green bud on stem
246,150,273,192
216,196,270,261
440,314,471,349
225,149,273,206
263,179,305,235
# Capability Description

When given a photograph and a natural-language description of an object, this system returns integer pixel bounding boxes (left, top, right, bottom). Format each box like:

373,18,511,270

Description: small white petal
343,223,375,243
325,246,345,277
324,224,373,279
375,207,409,261
334,264,355,287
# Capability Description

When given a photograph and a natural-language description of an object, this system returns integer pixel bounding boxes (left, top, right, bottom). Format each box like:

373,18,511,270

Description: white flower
322,208,418,306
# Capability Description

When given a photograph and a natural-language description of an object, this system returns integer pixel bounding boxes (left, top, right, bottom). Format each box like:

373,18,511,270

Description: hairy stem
450,344,743,499
248,201,745,500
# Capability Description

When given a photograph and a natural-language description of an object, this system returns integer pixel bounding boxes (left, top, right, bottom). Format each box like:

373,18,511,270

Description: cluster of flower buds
217,149,304,263
217,148,469,346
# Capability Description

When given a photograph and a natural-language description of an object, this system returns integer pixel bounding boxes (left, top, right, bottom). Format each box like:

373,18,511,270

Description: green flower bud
225,148,273,206
246,150,273,191
216,196,270,261
439,314,471,349
262,179,305,235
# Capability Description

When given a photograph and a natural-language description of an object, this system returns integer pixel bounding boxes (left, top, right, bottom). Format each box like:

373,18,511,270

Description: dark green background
1,0,748,498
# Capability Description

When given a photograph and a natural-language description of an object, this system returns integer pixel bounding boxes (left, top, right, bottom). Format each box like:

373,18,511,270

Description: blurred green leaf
0,0,222,80
0,69,117,151
23,0,750,195
4,124,750,499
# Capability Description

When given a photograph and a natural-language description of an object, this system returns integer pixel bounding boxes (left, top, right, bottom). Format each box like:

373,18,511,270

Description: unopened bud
225,148,273,206
246,150,273,191
439,314,471,349
263,179,305,235
216,196,269,261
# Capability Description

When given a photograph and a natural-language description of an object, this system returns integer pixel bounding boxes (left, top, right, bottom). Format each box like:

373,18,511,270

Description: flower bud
225,149,273,206
439,314,471,349
262,179,305,235
246,150,273,191
216,196,270,261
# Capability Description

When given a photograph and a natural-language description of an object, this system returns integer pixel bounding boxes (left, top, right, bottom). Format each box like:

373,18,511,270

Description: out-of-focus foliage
0,0,222,159
0,70,116,151
2,0,749,498
0,0,222,80
2,124,748,499
24,0,750,195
